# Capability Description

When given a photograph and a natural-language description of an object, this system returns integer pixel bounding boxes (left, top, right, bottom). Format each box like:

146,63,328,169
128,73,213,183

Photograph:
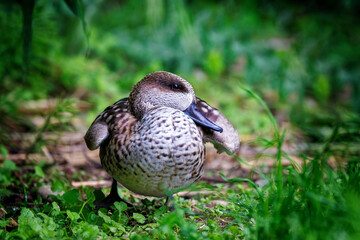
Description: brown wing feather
84,98,139,150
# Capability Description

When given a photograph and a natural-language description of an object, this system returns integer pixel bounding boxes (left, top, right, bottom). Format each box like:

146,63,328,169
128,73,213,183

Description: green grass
1,0,360,239
1,0,359,126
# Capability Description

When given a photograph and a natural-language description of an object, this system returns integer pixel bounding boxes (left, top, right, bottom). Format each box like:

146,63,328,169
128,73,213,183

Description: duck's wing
195,97,240,153
84,98,137,150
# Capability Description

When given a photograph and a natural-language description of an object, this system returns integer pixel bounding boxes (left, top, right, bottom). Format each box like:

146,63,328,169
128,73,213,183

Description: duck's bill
183,101,223,133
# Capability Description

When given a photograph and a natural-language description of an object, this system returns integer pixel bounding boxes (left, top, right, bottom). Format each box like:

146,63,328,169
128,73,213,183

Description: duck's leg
164,195,175,211
94,179,133,208
164,196,171,206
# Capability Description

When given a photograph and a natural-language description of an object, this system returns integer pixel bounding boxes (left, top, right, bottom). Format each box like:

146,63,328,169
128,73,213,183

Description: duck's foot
94,179,133,208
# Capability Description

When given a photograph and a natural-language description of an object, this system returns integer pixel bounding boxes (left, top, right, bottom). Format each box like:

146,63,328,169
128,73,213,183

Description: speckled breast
102,107,205,197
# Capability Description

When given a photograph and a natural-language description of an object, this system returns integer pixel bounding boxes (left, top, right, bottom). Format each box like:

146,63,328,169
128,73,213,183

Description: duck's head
129,71,223,132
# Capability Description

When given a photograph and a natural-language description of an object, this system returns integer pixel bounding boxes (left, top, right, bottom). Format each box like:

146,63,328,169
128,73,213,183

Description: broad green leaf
67,210,80,222
19,207,34,219
87,211,101,224
72,221,104,238
132,213,146,224
98,210,111,224
154,206,168,217
4,159,18,171
37,213,57,231
18,208,42,233
98,211,126,233
34,166,44,178
62,189,80,206
144,222,158,228
51,179,66,193
114,201,127,212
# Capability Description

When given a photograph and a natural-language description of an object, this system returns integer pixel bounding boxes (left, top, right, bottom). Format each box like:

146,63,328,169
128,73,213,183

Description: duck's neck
128,90,153,120
130,101,154,120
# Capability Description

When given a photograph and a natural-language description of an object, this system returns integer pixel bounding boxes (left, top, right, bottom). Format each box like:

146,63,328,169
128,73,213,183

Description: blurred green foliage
1,0,359,139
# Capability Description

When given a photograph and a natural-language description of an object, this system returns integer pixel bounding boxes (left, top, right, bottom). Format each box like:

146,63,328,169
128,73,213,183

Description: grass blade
240,85,279,138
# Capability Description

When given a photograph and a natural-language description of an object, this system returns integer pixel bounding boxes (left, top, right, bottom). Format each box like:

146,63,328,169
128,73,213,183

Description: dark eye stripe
157,77,187,92
169,82,185,91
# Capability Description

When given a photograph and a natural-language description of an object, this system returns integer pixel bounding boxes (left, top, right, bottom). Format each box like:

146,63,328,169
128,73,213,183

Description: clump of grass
225,88,360,239
240,137,360,239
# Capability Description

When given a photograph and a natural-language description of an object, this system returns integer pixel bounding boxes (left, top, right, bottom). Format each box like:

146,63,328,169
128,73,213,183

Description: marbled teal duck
84,71,240,206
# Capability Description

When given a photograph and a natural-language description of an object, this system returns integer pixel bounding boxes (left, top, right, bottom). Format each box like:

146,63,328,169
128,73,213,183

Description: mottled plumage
84,71,239,201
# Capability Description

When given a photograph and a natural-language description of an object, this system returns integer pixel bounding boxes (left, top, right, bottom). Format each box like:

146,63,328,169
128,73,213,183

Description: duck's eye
170,83,183,91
